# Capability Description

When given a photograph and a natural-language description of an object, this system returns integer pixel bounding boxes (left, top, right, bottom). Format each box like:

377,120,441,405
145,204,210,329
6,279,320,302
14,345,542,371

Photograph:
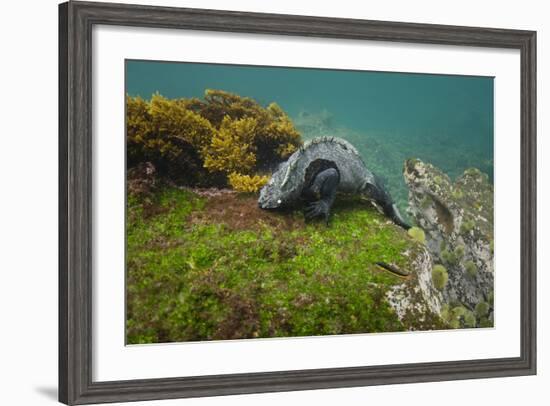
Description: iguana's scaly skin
258,136,410,229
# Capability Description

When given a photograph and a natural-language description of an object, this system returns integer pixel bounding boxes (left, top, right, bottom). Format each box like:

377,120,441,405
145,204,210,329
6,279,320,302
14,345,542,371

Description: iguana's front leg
303,168,339,225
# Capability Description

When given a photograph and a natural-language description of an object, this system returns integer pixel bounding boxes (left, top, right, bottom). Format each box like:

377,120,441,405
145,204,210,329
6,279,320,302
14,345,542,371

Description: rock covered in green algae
403,159,494,325
126,187,447,343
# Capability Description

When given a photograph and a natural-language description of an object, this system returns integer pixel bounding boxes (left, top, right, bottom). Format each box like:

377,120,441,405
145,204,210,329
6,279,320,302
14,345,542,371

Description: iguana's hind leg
303,168,339,225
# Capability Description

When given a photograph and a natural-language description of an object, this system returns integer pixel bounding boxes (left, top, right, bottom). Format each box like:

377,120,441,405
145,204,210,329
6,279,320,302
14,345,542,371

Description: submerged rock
384,244,445,331
127,187,448,343
403,159,494,324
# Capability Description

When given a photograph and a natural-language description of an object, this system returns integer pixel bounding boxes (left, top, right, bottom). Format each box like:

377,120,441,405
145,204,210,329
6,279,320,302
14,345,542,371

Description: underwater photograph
125,60,494,344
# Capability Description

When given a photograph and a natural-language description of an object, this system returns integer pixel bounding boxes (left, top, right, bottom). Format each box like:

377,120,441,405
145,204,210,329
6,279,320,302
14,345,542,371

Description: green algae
407,226,426,244
475,301,490,318
465,260,477,278
432,264,449,291
126,187,421,344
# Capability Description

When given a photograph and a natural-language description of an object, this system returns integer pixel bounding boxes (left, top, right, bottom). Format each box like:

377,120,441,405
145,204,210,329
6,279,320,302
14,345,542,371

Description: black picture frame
59,1,537,404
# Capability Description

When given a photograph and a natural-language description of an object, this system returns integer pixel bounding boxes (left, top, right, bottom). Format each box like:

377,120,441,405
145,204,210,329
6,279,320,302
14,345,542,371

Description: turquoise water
126,60,493,214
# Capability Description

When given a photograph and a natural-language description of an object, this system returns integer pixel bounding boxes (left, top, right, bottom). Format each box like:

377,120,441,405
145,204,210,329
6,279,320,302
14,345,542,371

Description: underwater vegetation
407,226,426,244
432,264,449,291
464,260,477,278
439,299,493,329
125,154,494,343
227,172,271,193
440,304,476,329
127,90,302,191
125,89,494,342
125,187,445,344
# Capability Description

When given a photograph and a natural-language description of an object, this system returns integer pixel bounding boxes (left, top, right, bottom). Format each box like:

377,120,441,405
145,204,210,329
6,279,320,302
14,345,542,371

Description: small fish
375,261,410,278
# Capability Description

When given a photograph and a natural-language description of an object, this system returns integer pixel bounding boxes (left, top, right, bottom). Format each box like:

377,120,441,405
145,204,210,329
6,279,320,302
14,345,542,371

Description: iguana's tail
383,203,411,230
365,179,411,230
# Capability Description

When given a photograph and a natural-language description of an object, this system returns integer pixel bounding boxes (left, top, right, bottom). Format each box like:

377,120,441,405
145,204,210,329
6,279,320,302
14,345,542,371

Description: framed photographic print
59,1,536,404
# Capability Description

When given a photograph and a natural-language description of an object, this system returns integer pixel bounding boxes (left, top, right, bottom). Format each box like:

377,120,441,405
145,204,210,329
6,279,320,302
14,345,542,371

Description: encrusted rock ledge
402,159,494,328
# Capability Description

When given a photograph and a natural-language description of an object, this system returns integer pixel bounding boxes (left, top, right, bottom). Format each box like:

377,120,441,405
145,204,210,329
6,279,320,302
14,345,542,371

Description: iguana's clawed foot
304,200,331,225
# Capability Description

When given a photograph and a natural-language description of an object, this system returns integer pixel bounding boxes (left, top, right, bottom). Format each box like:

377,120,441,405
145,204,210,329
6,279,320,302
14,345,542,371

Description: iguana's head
258,161,297,209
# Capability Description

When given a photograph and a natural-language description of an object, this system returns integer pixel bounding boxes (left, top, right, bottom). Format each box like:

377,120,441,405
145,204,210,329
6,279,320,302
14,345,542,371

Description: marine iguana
258,136,410,229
